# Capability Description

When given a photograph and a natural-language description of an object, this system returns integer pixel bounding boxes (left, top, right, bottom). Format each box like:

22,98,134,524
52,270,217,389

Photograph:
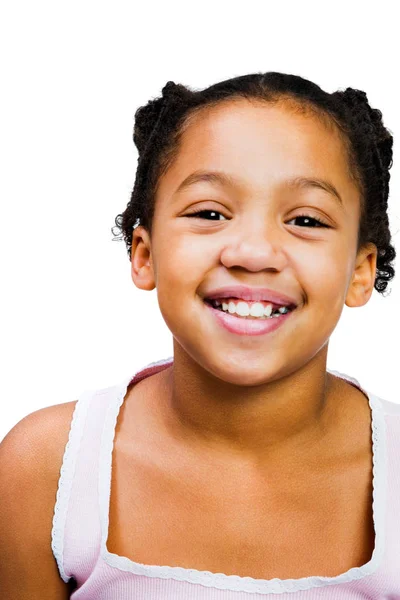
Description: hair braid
332,87,396,292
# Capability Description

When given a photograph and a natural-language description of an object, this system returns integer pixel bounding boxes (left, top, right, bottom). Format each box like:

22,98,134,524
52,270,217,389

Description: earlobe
131,258,156,292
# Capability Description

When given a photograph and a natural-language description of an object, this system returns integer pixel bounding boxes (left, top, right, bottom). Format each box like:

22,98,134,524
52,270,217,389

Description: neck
159,345,339,467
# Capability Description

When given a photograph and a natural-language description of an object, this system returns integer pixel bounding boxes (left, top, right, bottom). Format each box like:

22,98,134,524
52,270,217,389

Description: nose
219,217,288,272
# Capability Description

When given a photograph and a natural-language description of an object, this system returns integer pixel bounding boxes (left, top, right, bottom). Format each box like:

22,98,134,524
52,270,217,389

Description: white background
1,1,399,441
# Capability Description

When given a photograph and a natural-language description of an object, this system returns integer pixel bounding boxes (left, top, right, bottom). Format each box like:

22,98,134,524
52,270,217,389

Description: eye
288,212,331,228
184,209,331,228
185,209,227,222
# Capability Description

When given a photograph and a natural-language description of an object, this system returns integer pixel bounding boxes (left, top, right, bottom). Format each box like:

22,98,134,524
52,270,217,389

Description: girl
1,71,399,598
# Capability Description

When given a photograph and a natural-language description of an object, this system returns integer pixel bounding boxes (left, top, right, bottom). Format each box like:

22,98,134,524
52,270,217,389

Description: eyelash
184,209,331,228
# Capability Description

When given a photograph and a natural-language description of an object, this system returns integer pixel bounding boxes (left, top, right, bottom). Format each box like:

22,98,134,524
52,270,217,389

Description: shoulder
0,399,79,517
0,401,78,597
0,400,78,475
1,399,78,457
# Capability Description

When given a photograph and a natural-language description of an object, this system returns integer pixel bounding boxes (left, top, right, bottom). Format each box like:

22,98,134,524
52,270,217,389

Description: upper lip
203,286,299,307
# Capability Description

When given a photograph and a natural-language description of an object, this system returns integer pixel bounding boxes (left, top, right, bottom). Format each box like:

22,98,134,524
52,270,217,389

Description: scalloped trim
98,357,387,594
51,389,91,584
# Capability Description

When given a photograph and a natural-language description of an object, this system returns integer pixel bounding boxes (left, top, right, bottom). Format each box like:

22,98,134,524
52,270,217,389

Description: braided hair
112,72,396,296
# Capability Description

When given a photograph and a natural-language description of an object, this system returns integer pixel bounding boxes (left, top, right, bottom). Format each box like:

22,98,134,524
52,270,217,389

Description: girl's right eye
185,209,227,221
184,209,331,228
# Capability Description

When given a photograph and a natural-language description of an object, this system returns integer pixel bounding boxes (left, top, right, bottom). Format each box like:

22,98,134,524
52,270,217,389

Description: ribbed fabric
51,356,400,598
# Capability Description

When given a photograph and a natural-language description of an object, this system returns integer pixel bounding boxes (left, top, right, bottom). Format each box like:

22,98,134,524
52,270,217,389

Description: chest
106,434,375,581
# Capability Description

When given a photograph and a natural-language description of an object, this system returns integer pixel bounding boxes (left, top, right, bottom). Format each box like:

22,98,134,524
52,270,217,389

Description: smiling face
131,98,377,385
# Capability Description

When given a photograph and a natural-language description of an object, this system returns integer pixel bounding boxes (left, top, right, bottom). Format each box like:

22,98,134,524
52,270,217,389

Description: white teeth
219,300,290,319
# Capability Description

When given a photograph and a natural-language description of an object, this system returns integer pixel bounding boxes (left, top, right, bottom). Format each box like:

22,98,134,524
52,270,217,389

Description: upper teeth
213,299,290,318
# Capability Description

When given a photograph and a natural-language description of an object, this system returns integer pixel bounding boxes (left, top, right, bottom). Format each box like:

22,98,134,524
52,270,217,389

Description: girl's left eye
184,209,331,228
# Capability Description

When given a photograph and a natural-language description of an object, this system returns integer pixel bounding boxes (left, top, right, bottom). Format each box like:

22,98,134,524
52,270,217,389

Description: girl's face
131,99,377,383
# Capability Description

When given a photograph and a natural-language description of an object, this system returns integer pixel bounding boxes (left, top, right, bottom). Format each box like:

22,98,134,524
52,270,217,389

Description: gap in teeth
211,299,290,319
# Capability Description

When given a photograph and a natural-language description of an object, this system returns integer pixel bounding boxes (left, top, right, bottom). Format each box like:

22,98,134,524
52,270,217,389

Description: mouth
203,298,297,318
203,297,296,336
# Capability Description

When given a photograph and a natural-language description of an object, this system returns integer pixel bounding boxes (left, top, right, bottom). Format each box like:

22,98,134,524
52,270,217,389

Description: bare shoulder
1,400,78,485
0,400,78,598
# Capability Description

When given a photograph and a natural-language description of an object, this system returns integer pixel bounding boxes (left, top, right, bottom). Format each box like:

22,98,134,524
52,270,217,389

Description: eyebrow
174,170,343,207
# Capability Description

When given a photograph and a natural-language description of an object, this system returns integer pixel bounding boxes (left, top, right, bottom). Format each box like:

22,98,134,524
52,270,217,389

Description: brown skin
129,99,377,472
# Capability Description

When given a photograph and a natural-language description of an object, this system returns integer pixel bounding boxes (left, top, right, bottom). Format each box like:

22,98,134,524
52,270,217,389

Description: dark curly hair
111,71,396,296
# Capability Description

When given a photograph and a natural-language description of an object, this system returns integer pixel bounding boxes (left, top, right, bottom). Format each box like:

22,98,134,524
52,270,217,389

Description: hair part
112,72,396,296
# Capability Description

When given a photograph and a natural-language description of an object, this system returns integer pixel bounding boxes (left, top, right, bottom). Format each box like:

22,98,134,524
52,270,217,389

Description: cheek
155,245,202,303
159,237,209,279
297,250,350,302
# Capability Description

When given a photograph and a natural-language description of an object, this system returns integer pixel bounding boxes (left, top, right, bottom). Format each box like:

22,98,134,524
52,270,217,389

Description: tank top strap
51,382,123,585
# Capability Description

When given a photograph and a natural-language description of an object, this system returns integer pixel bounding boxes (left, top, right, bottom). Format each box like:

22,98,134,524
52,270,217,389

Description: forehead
158,99,355,199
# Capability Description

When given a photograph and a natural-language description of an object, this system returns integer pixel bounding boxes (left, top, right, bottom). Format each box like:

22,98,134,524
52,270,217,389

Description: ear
130,226,156,292
345,243,378,308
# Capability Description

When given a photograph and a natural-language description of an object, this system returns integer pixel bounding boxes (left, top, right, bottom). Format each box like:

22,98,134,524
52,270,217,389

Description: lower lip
204,302,295,336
